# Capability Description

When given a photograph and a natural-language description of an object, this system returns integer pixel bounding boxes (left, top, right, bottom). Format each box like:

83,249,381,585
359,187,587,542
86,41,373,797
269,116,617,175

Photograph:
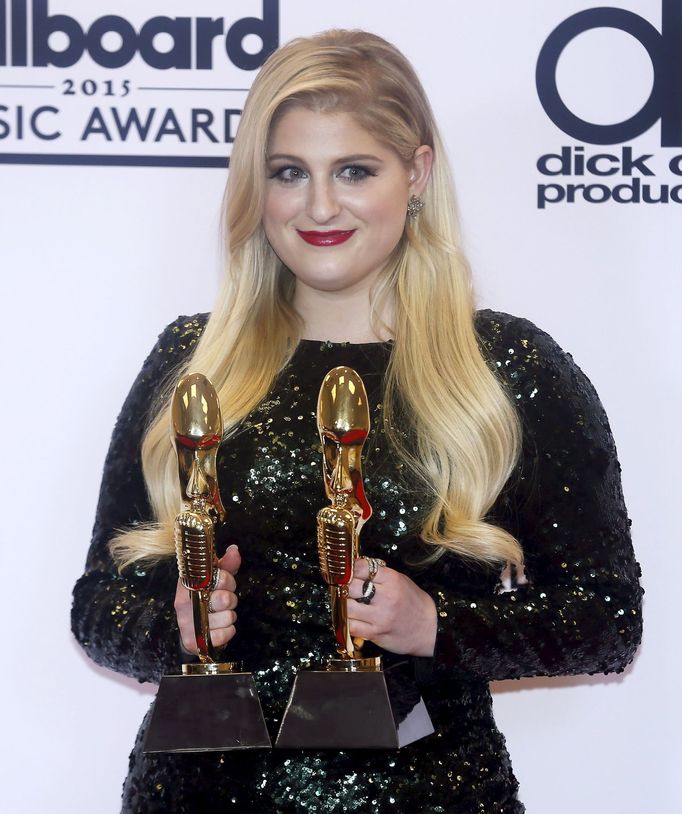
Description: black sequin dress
71,311,642,814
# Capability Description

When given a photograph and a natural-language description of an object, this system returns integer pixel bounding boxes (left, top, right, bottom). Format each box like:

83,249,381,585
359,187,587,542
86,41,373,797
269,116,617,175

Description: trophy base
143,668,271,753
182,661,241,675
327,656,382,672
275,658,434,749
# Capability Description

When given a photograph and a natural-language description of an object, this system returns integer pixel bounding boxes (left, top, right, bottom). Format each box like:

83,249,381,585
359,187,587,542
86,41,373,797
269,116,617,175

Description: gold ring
366,557,385,581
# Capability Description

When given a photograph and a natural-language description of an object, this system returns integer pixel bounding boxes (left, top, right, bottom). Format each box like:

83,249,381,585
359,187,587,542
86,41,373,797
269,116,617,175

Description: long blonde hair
110,29,522,570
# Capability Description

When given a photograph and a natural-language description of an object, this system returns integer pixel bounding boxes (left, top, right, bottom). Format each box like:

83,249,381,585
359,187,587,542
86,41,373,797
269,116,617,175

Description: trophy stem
192,589,219,663
330,585,353,658
330,584,367,658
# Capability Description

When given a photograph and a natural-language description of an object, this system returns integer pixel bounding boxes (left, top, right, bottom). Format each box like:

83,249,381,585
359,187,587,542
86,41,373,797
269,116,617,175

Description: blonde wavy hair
111,29,522,570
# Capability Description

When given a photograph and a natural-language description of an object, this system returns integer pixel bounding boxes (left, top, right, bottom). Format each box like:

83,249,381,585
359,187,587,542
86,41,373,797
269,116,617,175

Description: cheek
262,190,296,235
355,192,407,242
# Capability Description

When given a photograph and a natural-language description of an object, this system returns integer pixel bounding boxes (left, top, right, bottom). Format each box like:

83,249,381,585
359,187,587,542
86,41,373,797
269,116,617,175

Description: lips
296,229,355,247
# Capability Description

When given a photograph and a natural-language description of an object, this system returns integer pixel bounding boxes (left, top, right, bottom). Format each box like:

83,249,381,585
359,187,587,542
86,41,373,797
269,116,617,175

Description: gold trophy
277,367,433,748
143,373,270,753
316,366,380,669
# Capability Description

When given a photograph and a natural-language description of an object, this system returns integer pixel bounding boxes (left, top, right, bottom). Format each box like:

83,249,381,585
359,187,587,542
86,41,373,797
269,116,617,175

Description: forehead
267,107,392,159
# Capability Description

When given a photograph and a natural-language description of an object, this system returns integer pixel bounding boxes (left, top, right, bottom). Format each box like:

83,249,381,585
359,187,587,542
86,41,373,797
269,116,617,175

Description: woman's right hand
174,543,241,655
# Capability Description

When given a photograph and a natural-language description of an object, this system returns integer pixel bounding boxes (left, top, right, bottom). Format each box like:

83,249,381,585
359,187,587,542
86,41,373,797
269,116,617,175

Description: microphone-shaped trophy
316,365,377,667
143,373,271,753
277,367,433,748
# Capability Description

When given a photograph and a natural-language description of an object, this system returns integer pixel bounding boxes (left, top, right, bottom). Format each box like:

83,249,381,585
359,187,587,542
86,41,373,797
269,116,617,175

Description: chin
306,275,366,294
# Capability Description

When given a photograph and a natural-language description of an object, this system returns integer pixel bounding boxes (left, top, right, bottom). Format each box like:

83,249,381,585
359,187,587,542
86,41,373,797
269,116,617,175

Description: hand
347,558,437,657
174,543,241,655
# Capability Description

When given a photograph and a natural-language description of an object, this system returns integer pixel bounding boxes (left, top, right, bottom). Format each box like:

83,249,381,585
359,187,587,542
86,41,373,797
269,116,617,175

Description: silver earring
407,194,424,218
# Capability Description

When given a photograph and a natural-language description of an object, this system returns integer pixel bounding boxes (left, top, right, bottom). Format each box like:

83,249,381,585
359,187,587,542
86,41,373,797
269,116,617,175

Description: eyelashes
268,166,306,183
267,164,378,184
337,165,376,182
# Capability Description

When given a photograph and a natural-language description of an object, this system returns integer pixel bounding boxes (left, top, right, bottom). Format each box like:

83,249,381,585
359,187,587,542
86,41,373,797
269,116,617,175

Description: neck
294,283,394,344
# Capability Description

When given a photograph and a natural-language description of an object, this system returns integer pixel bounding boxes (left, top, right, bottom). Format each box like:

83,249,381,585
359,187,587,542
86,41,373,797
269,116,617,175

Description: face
262,107,427,298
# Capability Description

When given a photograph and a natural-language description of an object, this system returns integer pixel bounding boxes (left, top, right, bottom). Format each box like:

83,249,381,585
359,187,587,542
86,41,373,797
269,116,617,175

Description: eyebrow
266,153,383,164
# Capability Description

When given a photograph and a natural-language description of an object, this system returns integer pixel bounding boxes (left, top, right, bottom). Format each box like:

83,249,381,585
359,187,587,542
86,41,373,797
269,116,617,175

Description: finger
219,544,241,575
174,579,187,607
213,569,237,593
346,599,377,624
353,558,387,583
348,570,391,601
352,559,370,581
348,618,375,641
208,589,238,613
347,577,374,601
208,609,237,630
178,615,196,654
175,597,198,653
209,624,237,648
174,580,195,615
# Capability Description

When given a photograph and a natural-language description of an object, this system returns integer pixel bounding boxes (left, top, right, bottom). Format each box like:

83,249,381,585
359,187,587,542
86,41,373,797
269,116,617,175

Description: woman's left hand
347,558,438,657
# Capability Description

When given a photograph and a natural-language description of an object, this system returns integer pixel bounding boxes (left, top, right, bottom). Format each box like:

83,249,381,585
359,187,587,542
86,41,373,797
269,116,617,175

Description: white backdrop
1,1,678,812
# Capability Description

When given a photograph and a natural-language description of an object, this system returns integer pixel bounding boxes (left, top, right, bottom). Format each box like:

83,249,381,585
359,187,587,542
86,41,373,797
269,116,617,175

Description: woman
72,29,642,813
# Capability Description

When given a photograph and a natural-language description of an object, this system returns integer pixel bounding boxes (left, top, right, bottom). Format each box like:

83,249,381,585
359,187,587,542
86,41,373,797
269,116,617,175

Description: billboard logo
536,0,682,146
0,0,279,71
0,1,279,167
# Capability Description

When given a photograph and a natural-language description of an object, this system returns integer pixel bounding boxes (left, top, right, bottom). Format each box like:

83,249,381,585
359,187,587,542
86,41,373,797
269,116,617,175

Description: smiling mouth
296,229,356,246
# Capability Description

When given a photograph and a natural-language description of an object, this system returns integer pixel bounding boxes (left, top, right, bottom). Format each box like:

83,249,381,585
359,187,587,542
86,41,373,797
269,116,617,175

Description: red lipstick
297,229,355,246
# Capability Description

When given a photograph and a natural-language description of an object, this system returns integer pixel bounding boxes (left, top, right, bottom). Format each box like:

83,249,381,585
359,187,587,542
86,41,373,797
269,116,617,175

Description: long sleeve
430,313,643,680
71,315,207,683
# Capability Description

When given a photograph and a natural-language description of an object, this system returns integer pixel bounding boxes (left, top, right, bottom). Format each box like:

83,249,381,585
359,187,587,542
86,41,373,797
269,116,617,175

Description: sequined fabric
71,311,642,813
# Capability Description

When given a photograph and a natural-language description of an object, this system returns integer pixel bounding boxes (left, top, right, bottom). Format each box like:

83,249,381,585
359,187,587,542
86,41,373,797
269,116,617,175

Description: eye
269,165,308,183
337,165,375,183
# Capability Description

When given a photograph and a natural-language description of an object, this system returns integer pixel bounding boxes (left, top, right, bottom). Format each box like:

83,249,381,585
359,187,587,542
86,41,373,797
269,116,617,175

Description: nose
307,178,341,224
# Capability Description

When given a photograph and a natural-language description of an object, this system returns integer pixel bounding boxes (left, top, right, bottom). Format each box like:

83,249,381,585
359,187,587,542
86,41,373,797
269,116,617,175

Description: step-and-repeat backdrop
1,1,678,811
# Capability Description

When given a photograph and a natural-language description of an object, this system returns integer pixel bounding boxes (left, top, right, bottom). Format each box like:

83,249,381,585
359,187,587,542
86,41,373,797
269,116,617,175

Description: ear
408,145,433,197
